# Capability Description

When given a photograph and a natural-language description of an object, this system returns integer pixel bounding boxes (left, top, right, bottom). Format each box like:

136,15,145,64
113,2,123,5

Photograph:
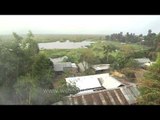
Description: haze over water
38,40,95,49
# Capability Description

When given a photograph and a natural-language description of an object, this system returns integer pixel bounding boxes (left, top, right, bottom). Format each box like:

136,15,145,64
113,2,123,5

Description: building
134,58,151,64
134,58,153,68
52,62,78,73
50,56,68,63
50,56,78,73
91,64,110,74
53,73,140,105
53,85,140,105
65,73,125,92
143,61,156,67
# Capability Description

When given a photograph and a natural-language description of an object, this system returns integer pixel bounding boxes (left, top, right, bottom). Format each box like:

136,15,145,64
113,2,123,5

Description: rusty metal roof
55,85,140,105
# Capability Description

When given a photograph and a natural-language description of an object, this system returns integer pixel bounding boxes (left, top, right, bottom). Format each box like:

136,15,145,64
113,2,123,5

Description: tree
0,31,66,104
103,44,116,63
119,45,136,58
111,52,127,70
13,74,37,104
11,32,39,76
27,30,34,38
138,53,160,104
154,33,160,51
80,49,96,70
32,53,53,88
144,29,156,47
66,50,81,63
124,58,139,68
12,32,23,42
0,40,19,86
148,29,152,35
24,31,39,56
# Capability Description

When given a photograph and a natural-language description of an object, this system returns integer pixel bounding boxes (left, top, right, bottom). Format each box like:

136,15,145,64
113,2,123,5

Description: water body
38,40,95,49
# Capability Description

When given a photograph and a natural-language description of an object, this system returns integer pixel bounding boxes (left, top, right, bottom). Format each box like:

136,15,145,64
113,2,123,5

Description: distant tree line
105,32,143,43
106,30,160,48
105,29,160,60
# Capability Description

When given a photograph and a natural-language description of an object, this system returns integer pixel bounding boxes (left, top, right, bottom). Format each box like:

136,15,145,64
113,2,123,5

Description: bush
125,58,140,68
84,68,95,75
121,68,136,82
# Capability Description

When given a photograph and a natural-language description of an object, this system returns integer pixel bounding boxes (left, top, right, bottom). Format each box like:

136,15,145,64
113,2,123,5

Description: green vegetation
1,29,160,105
0,32,79,104
106,29,160,61
138,53,160,104
41,40,148,70
0,34,105,43
34,34,106,43
105,30,160,104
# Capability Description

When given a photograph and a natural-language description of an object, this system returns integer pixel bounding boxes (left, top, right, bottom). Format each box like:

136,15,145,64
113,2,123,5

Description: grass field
34,34,106,43
0,34,149,52
40,40,149,63
0,34,106,42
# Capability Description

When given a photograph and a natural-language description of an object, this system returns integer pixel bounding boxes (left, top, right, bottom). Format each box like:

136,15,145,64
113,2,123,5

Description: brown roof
54,85,140,105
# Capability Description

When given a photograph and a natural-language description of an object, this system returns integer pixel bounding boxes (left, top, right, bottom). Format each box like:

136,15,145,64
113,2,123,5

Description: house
50,56,68,63
54,62,70,71
53,84,140,105
134,58,151,64
50,56,78,73
143,62,155,67
134,58,152,68
53,62,78,73
53,73,140,105
91,64,110,74
65,73,125,92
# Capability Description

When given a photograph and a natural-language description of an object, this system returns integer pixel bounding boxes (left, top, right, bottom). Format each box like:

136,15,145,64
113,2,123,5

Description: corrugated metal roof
50,56,68,63
54,64,64,71
134,58,151,64
66,76,102,91
54,62,72,71
92,64,110,71
57,85,140,105
50,57,77,72
144,62,155,66
65,73,124,91
100,76,124,89
71,63,77,68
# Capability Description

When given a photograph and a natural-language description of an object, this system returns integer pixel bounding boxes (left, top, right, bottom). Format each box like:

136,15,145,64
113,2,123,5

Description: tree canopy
138,53,160,104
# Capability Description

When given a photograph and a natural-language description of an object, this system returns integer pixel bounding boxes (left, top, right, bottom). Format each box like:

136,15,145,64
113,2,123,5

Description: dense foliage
105,29,160,61
0,32,78,104
138,53,160,104
1,29,160,105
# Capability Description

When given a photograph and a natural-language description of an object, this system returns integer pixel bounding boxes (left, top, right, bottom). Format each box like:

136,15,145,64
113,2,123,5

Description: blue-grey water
38,40,95,49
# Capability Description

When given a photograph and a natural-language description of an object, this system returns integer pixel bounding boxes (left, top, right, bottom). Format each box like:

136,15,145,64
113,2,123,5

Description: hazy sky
0,15,160,35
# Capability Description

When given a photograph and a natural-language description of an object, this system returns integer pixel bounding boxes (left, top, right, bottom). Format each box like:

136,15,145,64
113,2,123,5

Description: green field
40,40,149,64
0,34,106,43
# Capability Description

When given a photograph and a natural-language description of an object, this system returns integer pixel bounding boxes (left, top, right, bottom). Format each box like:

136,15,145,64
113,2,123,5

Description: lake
38,40,95,49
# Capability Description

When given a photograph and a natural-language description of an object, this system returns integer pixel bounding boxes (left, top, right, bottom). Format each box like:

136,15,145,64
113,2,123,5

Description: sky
0,15,160,35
